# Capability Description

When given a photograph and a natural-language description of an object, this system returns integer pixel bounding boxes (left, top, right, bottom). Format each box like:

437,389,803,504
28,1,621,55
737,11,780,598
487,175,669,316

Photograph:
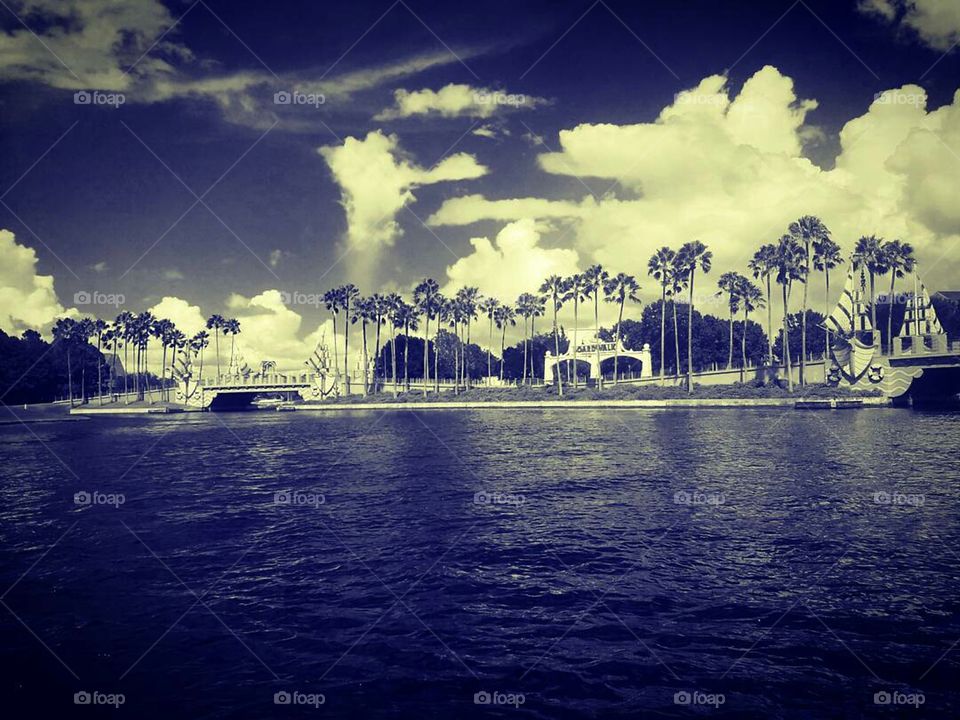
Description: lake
0,407,958,718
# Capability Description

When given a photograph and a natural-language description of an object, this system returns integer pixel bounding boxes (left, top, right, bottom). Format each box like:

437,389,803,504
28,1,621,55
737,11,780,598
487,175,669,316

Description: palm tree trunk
887,272,896,355
659,288,666,384
530,317,536,382
869,272,877,346
466,321,472,390
572,299,579,390
66,348,73,407
522,317,529,385
801,252,809,385
741,306,748,383
361,321,369,397
96,335,103,405
110,342,118,402
215,332,220,380
500,323,506,381
728,304,734,370
391,324,398,397
614,299,624,384
672,299,680,378
433,329,440,392
783,283,793,393
123,341,128,403
766,274,774,365
404,321,410,391
422,315,429,397
687,272,695,393
344,302,351,395
331,314,340,391
374,320,382,394
594,295,602,390
487,316,493,379
161,344,168,403
553,302,563,396
824,270,831,362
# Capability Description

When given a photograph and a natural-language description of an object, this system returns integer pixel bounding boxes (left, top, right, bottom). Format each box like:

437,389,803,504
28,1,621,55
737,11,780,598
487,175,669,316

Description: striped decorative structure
899,275,944,337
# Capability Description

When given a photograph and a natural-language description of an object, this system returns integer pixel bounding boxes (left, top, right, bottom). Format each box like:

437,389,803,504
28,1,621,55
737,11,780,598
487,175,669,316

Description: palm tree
413,279,440,396
188,330,210,400
323,289,342,388
52,318,77,406
495,304,516,381
434,294,450,391
564,274,589,388
528,294,545,381
224,318,241,375
852,235,886,346
647,247,676,383
205,314,225,380
102,325,118,401
775,234,807,392
456,287,480,389
351,297,373,397
737,277,763,383
152,318,174,400
716,271,744,370
749,244,778,365
881,239,916,353
788,216,830,385
91,318,107,404
384,293,403,396
603,273,641,384
676,241,712,392
479,297,500,380
812,235,843,362
582,264,608,389
114,311,134,402
169,328,187,397
394,300,418,391
540,275,568,395
339,284,360,393
368,294,389,393
75,318,94,404
515,293,537,385
445,296,462,392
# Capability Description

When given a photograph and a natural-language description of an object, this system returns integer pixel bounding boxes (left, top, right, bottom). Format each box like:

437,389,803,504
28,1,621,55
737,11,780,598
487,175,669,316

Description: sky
2,0,960,369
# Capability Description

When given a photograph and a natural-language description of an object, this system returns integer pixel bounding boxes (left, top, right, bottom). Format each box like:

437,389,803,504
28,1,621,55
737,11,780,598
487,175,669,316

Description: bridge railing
194,372,316,387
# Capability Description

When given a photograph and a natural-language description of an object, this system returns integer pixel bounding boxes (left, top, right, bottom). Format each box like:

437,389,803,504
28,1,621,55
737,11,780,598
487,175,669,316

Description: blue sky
2,0,960,366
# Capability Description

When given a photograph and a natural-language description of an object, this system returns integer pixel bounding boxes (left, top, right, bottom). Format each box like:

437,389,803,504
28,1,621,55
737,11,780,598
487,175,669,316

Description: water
1,408,958,718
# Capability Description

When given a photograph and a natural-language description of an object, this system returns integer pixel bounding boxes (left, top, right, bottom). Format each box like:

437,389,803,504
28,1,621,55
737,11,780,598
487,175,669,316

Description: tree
603,273,641,384
582,264,609,389
494,304,516,381
323,289,342,388
224,318,241,374
515,293,538,385
812,235,843,362
205,314,225,380
339,285,360,394
384,293,403,396
394,300,418,391
413,279,440,396
677,241,712,392
352,297,373,396
188,330,209,400
52,318,77,406
369,294,389,392
540,275,568,395
434,294,449,391
737,277,764,383
774,234,807,392
479,297,501,380
788,216,830,384
564,274,590,388
852,235,886,345
114,311,134,402
91,318,107,404
456,287,480,389
647,247,676,383
881,239,916,351
749,244,778,365
716,271,744,370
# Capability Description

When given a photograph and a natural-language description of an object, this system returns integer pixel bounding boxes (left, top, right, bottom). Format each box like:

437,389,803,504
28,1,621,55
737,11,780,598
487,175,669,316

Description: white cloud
148,296,206,337
0,0,185,91
162,269,185,281
442,219,580,301
427,68,960,292
0,229,73,335
225,289,331,372
375,83,546,120
91,261,108,273
318,130,488,251
859,0,960,51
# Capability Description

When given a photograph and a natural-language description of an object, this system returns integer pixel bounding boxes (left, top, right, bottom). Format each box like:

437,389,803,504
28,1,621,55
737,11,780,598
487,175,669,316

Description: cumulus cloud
0,229,73,335
375,83,546,120
442,219,580,300
225,289,331,372
859,0,960,51
319,130,488,251
148,296,206,337
427,67,960,293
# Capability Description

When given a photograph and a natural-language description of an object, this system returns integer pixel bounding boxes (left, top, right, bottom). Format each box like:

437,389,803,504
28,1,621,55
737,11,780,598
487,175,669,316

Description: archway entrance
543,331,652,385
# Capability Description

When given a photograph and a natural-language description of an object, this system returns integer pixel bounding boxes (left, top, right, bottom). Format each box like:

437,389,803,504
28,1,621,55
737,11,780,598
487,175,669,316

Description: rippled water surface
1,408,959,718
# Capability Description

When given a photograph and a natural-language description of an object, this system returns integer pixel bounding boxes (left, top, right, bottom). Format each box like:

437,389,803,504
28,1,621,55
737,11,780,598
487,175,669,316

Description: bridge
543,332,652,384
175,371,329,409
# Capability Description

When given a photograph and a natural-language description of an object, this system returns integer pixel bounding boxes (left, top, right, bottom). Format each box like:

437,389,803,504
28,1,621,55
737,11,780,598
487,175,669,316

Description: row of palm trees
50,312,243,405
